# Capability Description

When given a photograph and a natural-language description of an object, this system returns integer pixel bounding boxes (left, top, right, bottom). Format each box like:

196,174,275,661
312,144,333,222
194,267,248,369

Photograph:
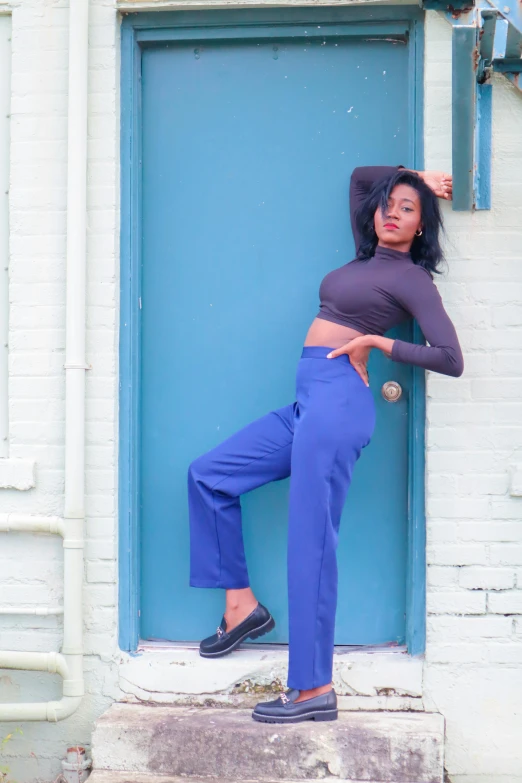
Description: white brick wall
0,1,121,780
423,13,522,778
0,3,520,782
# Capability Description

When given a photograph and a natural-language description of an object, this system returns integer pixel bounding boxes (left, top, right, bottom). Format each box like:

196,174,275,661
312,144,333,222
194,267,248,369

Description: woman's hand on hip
327,337,372,386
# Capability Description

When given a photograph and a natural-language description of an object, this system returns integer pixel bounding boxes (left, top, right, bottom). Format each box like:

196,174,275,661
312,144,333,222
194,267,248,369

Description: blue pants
188,346,376,690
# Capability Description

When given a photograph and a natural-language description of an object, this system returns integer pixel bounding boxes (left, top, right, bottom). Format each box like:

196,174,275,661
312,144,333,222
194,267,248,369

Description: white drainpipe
0,0,89,722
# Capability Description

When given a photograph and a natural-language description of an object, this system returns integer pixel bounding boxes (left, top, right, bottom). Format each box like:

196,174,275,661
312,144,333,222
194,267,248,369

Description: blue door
138,26,417,645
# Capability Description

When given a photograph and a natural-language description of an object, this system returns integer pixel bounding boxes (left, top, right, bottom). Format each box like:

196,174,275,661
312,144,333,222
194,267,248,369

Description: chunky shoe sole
252,708,338,724
199,615,275,658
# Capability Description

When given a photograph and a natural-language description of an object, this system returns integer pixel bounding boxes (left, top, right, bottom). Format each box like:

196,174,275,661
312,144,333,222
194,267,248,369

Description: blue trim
136,22,410,43
407,18,427,657
474,82,492,210
119,6,426,654
422,0,471,7
119,25,143,653
122,6,424,29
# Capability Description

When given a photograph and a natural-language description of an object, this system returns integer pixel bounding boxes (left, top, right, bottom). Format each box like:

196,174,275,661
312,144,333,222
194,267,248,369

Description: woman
188,165,463,724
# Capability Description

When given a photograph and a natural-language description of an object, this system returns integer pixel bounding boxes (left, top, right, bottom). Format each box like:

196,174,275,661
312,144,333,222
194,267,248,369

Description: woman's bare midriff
304,317,364,349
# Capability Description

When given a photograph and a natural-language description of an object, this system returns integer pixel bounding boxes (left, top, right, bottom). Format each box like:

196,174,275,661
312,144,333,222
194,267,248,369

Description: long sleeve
349,166,403,254
391,265,464,377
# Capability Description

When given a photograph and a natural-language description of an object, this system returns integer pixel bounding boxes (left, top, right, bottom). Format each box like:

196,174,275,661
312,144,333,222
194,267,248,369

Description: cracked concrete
118,647,423,708
92,703,445,783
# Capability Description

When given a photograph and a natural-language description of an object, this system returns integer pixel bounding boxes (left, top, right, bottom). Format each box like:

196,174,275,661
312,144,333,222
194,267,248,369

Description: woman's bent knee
188,453,211,487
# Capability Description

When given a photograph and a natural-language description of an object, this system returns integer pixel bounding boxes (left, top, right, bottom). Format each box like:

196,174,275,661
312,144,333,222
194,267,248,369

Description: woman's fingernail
327,353,332,358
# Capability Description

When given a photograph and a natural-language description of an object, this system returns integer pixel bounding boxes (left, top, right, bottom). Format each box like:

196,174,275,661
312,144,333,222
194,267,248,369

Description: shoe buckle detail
216,626,224,638
280,692,290,704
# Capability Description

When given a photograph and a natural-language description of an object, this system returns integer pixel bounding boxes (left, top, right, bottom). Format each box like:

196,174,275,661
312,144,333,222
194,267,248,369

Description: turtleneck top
316,166,464,377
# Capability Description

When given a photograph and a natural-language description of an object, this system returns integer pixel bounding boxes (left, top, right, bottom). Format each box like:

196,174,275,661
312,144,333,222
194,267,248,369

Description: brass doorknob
381,381,402,402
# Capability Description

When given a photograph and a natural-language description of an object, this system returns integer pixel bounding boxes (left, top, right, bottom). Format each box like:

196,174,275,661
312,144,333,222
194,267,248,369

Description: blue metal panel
452,26,477,211
119,8,427,654
475,82,492,210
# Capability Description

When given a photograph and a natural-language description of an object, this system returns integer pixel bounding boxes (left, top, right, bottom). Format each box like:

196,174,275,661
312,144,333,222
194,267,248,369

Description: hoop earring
415,228,423,237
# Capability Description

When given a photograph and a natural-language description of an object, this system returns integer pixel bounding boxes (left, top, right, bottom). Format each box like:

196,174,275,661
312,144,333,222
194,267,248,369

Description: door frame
119,5,426,654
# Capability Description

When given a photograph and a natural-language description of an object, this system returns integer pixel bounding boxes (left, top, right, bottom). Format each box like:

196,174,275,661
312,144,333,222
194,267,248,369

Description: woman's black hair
355,168,445,276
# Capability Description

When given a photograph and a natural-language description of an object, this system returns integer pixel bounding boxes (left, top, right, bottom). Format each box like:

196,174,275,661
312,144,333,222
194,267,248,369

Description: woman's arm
328,266,463,380
372,266,463,377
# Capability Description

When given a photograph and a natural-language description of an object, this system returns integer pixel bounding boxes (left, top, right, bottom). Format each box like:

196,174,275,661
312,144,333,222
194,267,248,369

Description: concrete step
87,776,425,783
91,703,445,783
88,776,436,783
88,776,285,783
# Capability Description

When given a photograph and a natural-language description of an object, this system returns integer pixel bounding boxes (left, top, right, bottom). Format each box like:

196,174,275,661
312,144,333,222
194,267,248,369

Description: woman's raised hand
419,171,453,201
327,337,372,387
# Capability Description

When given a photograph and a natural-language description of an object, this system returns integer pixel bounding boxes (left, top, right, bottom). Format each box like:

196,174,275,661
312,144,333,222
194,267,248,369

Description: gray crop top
316,166,464,377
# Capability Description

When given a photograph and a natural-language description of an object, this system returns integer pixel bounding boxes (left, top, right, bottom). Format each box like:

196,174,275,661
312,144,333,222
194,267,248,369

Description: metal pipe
0,608,63,616
0,16,10,458
0,0,89,722
0,514,65,537
0,516,83,721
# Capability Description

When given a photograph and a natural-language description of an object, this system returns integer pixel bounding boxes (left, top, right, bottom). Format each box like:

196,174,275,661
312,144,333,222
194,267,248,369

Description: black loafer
252,688,338,723
199,602,275,658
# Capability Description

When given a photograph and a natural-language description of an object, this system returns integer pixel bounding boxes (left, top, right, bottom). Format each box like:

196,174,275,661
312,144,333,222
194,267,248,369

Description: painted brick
86,560,117,584
456,522,522,544
459,567,515,591
489,544,522,566
84,538,117,561
489,499,522,520
425,643,488,665
427,565,460,588
457,473,509,496
427,615,513,641
427,591,486,615
0,458,35,489
488,591,522,615
426,544,488,566
426,497,490,519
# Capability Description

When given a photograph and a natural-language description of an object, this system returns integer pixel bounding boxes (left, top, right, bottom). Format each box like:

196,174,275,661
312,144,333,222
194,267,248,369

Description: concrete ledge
0,459,35,490
92,703,445,782
449,778,522,783
88,776,315,783
119,647,423,707
89,776,437,783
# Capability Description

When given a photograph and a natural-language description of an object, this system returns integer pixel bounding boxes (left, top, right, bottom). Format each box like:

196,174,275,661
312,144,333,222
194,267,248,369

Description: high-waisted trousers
188,346,376,690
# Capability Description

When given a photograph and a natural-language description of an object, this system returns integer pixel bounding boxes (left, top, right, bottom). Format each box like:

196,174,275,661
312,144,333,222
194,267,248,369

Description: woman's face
373,183,422,252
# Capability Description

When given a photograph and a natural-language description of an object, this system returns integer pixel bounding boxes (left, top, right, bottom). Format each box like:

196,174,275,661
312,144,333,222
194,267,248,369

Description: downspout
0,0,89,722
61,0,89,720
